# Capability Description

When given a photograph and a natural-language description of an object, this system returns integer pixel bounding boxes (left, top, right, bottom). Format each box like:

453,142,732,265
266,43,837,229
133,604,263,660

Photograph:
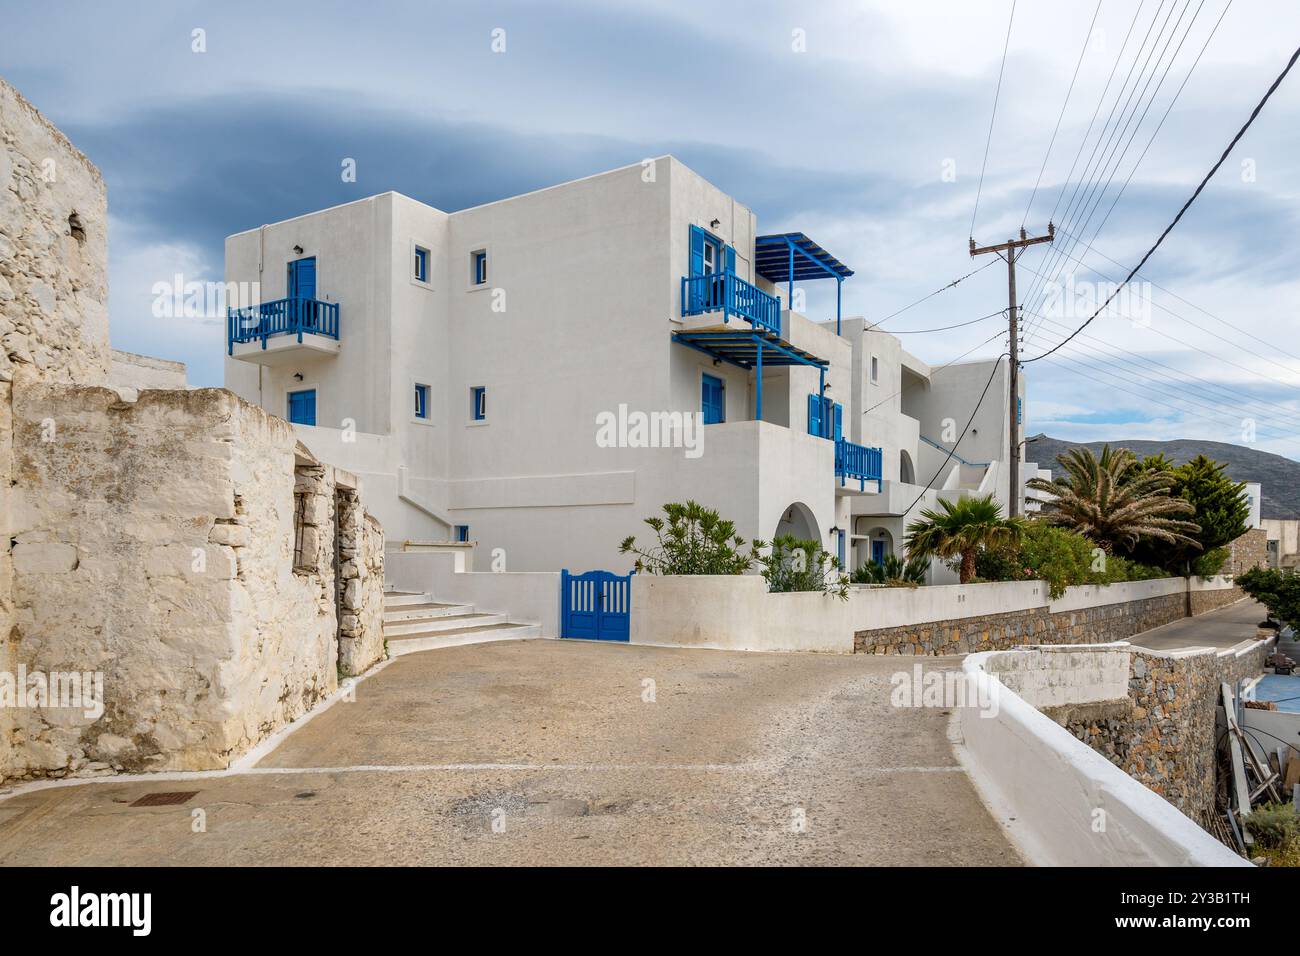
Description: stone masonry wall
1226,528,1268,578
1190,584,1245,616
335,487,386,676
4,384,341,780
1,76,113,783
855,591,1188,655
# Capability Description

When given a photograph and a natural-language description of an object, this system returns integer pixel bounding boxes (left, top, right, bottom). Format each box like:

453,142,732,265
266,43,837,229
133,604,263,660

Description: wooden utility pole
969,223,1053,517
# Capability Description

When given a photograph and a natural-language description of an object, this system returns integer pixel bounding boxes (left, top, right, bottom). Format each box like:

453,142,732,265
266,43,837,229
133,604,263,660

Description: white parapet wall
957,646,1249,867
386,550,561,636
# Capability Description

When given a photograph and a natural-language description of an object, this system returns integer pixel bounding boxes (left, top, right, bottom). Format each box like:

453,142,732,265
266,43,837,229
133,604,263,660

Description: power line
869,259,997,328
862,328,1006,417
970,0,1017,239
1023,40,1300,364
868,309,1005,335
1023,0,1105,227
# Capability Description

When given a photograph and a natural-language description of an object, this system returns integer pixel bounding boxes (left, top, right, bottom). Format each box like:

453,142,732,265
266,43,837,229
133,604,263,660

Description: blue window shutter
689,226,705,278
287,389,316,426
725,244,736,274
807,393,821,436
289,257,316,300
702,374,724,424
833,403,843,442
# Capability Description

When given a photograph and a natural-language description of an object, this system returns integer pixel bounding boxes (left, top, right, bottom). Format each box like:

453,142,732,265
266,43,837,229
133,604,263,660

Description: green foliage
1243,801,1300,850
1130,455,1248,574
760,535,849,600
976,521,1172,598
851,552,929,586
1237,566,1300,628
1188,546,1229,578
905,494,1026,584
620,500,761,575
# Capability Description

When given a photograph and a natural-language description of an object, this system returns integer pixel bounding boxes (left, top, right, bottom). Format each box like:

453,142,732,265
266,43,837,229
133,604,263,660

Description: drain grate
130,791,199,807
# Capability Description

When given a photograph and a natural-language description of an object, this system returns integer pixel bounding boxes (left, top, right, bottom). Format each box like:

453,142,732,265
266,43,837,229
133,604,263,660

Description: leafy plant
1189,546,1229,578
976,521,1173,598
620,501,761,575
852,551,929,586
905,494,1026,584
1237,566,1300,629
1027,445,1200,554
1130,454,1248,574
1242,801,1300,849
760,535,849,600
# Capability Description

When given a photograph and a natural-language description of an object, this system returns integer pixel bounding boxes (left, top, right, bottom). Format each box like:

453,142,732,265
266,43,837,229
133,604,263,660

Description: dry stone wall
336,488,385,676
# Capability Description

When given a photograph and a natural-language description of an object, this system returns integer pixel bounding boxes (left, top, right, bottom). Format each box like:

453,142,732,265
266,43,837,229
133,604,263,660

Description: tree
759,535,849,599
1131,454,1248,574
620,501,761,575
851,552,929,586
1237,566,1300,628
1026,445,1200,554
904,494,1026,584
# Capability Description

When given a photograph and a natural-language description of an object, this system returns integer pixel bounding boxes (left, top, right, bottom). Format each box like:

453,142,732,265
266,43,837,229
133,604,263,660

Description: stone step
382,591,436,609
387,622,542,656
382,602,472,623
383,612,506,636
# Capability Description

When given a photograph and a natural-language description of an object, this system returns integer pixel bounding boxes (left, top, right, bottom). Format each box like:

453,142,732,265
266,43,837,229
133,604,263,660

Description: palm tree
1026,445,1200,554
905,494,1026,584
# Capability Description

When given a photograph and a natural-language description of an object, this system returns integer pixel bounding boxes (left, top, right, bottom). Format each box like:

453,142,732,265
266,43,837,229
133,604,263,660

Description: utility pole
969,222,1053,517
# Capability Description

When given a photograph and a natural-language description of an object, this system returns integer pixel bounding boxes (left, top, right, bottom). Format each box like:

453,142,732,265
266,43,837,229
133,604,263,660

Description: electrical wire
970,0,1017,239
869,259,998,328
867,309,1006,335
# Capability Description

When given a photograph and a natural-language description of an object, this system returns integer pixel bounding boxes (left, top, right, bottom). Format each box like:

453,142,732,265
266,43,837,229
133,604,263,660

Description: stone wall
335,485,386,676
2,383,387,781
108,348,187,392
1190,583,1245,616
855,590,1189,655
1225,528,1268,577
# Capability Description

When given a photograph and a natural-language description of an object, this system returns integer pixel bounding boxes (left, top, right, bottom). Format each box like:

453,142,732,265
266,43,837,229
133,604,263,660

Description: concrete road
1126,599,1266,652
0,640,1019,866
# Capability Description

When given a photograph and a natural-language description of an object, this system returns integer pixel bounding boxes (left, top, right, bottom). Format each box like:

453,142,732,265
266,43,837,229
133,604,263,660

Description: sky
3,0,1299,459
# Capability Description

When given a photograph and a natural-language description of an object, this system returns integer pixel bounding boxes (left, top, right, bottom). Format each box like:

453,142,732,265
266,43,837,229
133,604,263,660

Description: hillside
1026,435,1300,520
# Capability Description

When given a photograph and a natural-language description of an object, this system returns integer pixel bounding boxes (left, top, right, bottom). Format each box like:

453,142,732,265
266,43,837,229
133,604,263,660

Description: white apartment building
224,157,1039,578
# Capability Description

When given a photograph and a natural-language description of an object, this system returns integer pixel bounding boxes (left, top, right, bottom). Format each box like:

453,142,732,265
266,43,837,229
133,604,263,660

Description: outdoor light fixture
293,372,303,381
292,244,303,254
829,526,841,536
709,218,720,229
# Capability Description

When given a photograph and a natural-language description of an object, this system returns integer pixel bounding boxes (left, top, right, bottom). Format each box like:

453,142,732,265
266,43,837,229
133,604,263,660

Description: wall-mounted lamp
829,526,841,536
292,244,304,255
712,358,722,367
709,218,721,229
293,372,304,382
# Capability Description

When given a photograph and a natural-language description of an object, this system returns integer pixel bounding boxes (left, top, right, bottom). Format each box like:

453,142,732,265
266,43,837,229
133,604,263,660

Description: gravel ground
0,640,1020,866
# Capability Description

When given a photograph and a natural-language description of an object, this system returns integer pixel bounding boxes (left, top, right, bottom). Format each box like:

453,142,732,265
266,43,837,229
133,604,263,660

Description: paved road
0,640,1020,866
1126,599,1265,652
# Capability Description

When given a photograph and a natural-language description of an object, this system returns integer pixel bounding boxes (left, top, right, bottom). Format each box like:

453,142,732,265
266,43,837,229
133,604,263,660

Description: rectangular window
471,385,487,421
287,389,316,426
414,383,429,419
701,373,725,425
870,356,879,382
414,246,429,283
454,525,470,543
471,249,488,286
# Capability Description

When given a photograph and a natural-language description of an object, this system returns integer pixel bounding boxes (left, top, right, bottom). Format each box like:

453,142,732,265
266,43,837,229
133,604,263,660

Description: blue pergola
754,233,854,335
672,328,828,423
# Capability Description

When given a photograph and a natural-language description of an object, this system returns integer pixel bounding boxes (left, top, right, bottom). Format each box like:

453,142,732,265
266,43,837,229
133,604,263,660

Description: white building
224,157,1039,577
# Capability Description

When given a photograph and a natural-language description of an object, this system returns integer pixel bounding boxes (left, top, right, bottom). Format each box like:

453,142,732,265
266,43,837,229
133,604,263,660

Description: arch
774,502,820,544
899,449,916,485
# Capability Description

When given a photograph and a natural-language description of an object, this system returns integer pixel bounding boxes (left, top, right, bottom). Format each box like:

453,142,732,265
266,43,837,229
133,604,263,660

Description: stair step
387,622,542,655
382,602,471,623
382,591,436,609
384,612,506,636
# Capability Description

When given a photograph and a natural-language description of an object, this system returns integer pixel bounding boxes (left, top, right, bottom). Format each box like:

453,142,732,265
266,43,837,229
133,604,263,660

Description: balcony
227,297,340,365
681,271,781,336
835,437,883,493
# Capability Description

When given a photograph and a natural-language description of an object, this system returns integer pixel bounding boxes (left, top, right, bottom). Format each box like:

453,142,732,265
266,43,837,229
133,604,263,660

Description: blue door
561,570,631,641
287,389,316,426
289,257,317,329
701,373,725,424
871,540,887,566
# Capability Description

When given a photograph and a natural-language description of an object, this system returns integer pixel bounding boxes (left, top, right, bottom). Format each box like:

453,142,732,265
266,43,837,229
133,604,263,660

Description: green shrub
620,500,761,575
1238,566,1300,628
975,521,1172,599
1189,546,1229,578
1243,801,1300,849
760,535,848,600
851,552,929,586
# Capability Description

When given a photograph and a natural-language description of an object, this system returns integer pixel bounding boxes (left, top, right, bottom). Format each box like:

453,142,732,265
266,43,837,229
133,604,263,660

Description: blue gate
561,570,631,641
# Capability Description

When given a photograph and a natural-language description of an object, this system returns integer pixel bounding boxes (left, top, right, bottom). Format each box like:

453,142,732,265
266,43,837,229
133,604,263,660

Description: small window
471,385,487,421
454,525,470,543
471,249,488,286
870,356,879,383
414,383,430,419
287,389,316,426
414,246,430,283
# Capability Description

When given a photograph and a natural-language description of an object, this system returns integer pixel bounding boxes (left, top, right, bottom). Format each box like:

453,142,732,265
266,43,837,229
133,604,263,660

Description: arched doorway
865,526,893,566
774,502,820,543
899,449,916,485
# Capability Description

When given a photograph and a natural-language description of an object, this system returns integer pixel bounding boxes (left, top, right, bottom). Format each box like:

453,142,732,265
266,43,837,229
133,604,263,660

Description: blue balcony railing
835,437,883,492
681,272,781,336
227,297,340,354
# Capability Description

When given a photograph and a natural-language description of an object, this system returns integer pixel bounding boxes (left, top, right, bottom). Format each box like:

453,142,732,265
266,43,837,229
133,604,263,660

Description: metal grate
130,791,199,807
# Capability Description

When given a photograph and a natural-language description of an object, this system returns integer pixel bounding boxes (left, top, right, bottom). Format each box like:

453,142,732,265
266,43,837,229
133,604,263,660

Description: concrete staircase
382,590,540,656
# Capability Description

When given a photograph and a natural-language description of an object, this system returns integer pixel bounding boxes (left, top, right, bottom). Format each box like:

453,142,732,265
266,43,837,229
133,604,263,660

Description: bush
760,535,848,600
851,552,929,586
619,500,761,575
975,521,1173,599
1243,801,1300,850
1189,546,1229,578
1238,566,1300,628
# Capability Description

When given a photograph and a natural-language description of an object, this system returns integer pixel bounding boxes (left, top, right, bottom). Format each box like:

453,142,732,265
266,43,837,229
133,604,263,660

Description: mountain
1025,435,1300,520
